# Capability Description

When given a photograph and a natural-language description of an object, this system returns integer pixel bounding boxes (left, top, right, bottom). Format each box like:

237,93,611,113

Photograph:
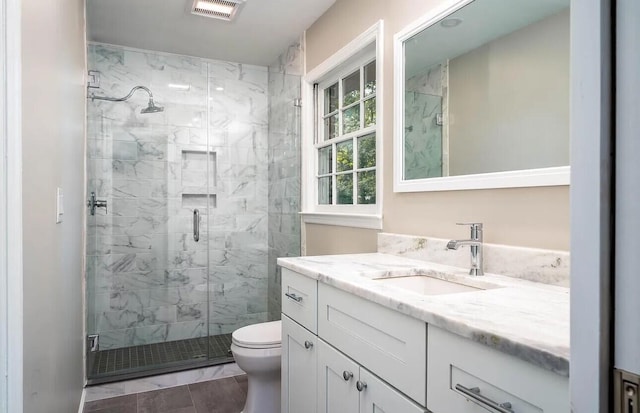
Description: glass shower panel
207,62,270,351
266,71,302,321
85,44,211,382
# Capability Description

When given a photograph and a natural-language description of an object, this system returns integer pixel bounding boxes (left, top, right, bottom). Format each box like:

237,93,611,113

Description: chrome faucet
446,223,484,276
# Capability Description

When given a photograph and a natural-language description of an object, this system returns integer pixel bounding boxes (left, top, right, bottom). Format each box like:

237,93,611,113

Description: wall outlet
56,187,64,223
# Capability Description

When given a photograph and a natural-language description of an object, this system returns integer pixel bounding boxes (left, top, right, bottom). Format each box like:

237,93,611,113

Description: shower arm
90,85,154,102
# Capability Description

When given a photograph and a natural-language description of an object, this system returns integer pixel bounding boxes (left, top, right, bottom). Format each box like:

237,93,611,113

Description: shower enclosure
403,62,448,179
85,43,301,383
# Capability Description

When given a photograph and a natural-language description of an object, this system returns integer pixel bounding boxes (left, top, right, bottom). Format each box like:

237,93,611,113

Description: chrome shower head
90,85,164,114
140,98,164,114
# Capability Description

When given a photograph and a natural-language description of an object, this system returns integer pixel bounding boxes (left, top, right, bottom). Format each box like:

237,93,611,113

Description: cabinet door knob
356,380,367,392
304,340,313,349
342,371,353,381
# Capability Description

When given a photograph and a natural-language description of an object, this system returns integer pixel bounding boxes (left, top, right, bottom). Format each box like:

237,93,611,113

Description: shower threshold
86,333,234,385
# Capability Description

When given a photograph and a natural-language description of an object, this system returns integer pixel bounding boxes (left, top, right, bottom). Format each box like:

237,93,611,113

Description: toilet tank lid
232,320,282,347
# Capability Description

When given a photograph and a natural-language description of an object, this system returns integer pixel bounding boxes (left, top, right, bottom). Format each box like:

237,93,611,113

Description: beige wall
304,0,570,254
449,10,570,176
21,0,86,411
305,224,379,255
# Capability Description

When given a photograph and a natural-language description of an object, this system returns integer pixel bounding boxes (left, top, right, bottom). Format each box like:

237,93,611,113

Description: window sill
300,212,383,230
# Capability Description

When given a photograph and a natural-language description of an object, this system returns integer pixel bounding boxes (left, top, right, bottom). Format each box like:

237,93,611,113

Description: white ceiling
405,0,570,78
86,0,336,66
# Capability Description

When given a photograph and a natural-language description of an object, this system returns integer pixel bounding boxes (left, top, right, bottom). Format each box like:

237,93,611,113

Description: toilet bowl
231,320,282,413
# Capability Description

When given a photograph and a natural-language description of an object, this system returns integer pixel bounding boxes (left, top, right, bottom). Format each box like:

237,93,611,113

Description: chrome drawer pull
356,381,367,392
304,340,313,349
343,371,353,381
285,292,303,302
455,384,514,413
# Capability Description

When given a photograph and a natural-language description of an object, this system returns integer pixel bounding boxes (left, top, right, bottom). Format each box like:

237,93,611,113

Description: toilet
231,320,282,413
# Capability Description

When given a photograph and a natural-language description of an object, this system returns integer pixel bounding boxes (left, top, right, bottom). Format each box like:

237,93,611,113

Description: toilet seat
232,320,282,349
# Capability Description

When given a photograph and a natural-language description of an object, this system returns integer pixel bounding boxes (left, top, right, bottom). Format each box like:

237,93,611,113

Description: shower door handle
193,209,200,242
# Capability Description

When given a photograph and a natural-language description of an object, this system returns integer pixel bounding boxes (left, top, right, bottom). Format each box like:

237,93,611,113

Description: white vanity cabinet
317,283,427,406
427,326,569,413
317,339,425,413
281,269,425,413
281,267,569,413
282,315,317,413
282,268,318,333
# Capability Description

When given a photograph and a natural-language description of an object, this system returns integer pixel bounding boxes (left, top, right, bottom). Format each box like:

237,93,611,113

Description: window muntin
317,60,377,207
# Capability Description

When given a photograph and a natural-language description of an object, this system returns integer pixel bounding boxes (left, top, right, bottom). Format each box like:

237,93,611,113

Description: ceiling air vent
191,0,246,21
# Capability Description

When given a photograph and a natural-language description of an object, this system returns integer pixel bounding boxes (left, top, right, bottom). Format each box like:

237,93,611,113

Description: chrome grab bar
455,384,514,413
285,292,302,302
193,209,200,242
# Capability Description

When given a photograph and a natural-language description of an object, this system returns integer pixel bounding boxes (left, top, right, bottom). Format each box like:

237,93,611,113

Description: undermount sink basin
373,275,482,295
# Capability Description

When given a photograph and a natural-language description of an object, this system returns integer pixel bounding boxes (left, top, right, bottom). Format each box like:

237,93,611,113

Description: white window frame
301,20,384,230
1,0,24,412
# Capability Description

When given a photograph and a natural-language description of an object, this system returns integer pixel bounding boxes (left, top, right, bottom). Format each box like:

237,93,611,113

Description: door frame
569,0,614,411
0,0,23,412
614,0,640,388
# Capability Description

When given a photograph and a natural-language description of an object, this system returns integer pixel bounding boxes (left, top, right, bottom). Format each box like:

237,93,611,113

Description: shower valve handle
87,192,107,216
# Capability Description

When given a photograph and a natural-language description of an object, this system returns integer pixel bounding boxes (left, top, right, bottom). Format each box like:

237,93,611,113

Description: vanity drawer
281,268,318,333
317,283,427,406
427,326,569,413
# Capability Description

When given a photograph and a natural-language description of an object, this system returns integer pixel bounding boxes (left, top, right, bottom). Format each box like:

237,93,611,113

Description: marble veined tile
97,304,177,331
84,364,244,401
377,232,570,286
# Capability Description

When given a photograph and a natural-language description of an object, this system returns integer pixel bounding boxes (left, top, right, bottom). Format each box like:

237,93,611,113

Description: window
316,59,377,208
301,21,383,229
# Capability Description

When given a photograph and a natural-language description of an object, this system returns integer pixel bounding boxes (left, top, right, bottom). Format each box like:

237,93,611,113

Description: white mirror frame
392,0,570,193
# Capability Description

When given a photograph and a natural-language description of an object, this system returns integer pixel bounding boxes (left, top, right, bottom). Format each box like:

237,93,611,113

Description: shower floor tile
89,334,233,378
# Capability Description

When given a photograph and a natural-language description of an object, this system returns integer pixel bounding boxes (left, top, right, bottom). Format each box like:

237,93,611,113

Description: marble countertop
277,253,570,377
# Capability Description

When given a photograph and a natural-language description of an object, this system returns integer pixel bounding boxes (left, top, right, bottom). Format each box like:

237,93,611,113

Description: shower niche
181,150,217,210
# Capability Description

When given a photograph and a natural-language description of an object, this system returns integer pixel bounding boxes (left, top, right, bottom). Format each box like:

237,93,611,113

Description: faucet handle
456,223,483,241
456,222,483,228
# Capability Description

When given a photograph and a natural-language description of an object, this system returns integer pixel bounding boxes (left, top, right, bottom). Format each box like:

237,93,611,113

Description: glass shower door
85,44,214,382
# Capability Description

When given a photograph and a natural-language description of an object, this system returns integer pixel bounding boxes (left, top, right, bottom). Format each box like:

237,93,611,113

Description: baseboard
77,388,87,413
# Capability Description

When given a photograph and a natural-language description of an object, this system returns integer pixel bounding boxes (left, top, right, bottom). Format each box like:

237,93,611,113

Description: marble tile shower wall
266,42,302,320
86,44,269,349
404,63,448,180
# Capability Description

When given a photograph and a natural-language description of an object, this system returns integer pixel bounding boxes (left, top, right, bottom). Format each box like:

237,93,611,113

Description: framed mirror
393,0,570,192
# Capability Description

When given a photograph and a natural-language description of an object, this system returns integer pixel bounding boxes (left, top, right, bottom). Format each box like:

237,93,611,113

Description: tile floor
83,375,247,413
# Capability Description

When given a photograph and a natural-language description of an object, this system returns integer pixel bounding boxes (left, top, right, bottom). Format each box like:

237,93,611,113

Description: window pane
318,146,332,175
364,61,376,97
324,114,338,141
336,141,353,172
358,170,376,204
358,134,376,169
342,105,360,134
342,71,360,106
324,83,338,114
318,177,332,205
337,174,353,205
364,97,376,127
